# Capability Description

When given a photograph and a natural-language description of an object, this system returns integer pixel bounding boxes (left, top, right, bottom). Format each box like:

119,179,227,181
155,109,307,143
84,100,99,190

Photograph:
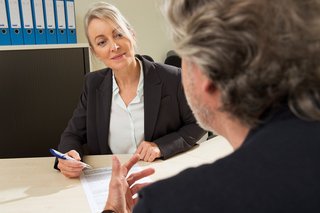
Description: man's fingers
111,155,122,177
126,167,155,186
123,154,140,172
131,182,153,196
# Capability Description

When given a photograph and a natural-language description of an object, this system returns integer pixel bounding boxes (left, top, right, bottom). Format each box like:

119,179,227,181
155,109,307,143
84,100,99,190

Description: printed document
80,166,152,213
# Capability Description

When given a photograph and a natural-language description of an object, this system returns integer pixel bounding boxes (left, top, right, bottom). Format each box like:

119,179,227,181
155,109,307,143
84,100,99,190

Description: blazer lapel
140,56,162,141
96,70,113,154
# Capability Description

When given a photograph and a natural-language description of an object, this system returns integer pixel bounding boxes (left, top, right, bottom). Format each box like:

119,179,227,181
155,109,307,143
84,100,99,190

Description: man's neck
219,116,250,150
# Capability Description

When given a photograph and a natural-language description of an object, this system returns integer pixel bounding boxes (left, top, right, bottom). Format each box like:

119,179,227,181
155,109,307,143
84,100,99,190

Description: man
103,0,320,212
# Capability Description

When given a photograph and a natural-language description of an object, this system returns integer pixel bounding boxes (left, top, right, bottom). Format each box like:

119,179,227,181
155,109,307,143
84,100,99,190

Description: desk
0,136,233,212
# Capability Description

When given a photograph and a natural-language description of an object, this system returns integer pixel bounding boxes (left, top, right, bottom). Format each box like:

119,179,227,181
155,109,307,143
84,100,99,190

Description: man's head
164,0,320,132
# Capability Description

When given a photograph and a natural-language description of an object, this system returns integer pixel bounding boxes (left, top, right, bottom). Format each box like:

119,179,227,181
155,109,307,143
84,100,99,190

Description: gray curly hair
164,0,320,127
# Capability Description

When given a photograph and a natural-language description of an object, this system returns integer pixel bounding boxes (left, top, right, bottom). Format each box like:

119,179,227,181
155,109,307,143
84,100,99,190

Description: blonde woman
54,2,206,178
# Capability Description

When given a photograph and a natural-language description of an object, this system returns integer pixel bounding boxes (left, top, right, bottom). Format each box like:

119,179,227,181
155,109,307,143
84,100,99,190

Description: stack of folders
0,0,77,45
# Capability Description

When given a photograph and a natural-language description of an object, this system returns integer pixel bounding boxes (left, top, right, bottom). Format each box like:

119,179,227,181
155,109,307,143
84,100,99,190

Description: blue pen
49,148,92,169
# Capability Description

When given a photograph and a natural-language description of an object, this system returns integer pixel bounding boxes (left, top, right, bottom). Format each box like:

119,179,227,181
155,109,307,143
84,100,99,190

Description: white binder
0,0,11,45
20,0,35,44
6,0,24,44
43,0,57,44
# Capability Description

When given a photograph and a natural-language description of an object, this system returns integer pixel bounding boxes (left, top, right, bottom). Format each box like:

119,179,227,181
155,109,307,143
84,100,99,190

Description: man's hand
135,141,161,162
104,154,155,213
57,150,84,178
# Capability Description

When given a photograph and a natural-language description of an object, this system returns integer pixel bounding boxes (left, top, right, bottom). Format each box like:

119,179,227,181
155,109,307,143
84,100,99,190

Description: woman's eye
115,33,123,39
97,40,107,47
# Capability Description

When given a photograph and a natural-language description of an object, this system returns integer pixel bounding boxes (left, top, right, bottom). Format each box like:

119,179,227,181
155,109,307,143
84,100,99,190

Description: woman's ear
90,46,98,59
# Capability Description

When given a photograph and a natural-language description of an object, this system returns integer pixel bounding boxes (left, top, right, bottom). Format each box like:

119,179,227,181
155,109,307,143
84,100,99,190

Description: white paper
80,166,152,213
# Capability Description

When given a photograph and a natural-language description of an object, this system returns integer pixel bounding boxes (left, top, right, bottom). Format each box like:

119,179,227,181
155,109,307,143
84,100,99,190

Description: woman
54,2,206,178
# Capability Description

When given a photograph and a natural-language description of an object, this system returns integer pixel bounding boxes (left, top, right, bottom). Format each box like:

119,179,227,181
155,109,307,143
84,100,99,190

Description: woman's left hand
135,141,161,162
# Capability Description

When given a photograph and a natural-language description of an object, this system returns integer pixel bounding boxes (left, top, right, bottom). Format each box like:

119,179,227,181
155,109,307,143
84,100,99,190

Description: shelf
0,43,90,51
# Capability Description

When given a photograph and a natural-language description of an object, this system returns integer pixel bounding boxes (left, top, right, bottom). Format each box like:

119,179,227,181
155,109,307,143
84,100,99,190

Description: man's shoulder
134,113,320,212
135,163,225,212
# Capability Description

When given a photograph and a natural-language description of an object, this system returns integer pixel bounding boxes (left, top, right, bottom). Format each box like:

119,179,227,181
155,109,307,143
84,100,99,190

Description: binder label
0,0,8,28
8,0,21,28
21,0,33,28
44,0,55,29
33,0,45,29
56,0,65,29
67,1,75,29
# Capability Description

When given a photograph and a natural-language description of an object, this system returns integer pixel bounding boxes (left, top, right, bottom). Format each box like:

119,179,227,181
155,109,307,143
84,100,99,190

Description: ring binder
43,0,57,44
64,0,76,43
53,0,67,43
31,0,46,44
6,0,24,45
19,0,36,44
0,0,11,45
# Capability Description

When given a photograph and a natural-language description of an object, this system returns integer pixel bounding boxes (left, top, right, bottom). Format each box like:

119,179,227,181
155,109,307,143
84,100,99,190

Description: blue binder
19,0,36,44
53,0,67,43
6,0,24,45
64,0,76,43
31,0,46,44
0,0,11,45
42,0,56,44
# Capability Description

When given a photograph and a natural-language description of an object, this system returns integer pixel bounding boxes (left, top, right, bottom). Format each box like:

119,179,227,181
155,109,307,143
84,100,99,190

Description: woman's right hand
57,150,85,178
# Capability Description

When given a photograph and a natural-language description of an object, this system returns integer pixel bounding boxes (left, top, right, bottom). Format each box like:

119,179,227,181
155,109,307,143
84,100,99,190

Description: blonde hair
84,2,136,49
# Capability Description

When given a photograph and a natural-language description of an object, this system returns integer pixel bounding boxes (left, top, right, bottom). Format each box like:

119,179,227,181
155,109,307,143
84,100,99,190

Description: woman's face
88,18,135,71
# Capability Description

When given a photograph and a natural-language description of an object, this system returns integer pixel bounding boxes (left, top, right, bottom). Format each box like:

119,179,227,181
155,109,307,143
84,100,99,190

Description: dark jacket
56,55,206,164
134,106,320,212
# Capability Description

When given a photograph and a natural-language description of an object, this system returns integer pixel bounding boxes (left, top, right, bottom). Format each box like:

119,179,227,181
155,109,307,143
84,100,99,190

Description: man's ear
203,78,217,94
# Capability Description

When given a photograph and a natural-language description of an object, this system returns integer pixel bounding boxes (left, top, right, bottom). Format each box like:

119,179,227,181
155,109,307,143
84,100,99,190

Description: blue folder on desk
64,0,76,43
0,0,11,45
53,0,67,43
43,0,56,44
19,0,36,44
6,0,24,45
31,0,46,44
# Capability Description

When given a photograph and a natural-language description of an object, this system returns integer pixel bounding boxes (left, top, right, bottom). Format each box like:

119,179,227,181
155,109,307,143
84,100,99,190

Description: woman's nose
110,43,120,51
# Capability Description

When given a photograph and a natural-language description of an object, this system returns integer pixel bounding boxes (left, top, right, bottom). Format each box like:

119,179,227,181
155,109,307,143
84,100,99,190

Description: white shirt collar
112,58,144,98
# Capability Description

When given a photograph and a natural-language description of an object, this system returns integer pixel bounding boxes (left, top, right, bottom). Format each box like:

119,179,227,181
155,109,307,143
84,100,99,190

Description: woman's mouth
111,53,125,60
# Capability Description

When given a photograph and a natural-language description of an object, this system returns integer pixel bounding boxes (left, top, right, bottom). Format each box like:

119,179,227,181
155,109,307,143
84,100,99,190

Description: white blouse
108,59,145,154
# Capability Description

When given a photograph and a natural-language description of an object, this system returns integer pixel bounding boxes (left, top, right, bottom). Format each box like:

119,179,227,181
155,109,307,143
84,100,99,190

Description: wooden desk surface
0,136,233,213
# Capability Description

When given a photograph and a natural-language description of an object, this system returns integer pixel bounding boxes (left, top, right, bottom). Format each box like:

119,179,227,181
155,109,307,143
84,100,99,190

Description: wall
74,0,173,71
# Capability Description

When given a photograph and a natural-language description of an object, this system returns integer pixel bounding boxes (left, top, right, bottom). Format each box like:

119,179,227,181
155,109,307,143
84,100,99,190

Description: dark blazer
134,106,320,212
57,55,206,162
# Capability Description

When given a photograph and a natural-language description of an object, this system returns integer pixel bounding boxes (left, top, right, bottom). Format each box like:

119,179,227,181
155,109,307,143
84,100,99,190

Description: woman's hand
135,141,161,162
57,150,84,178
104,154,155,213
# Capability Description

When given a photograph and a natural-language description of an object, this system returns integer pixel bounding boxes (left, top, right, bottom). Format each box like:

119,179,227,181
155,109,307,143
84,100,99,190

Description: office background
74,0,173,71
0,0,174,158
